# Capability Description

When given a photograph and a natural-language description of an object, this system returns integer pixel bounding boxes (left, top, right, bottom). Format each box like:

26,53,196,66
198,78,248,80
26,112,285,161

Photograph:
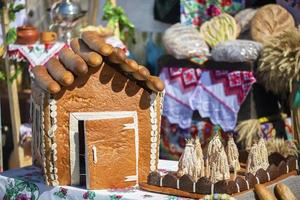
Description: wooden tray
139,171,298,199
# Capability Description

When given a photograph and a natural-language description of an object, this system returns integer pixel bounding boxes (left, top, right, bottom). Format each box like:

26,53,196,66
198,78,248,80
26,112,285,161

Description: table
1,160,299,200
0,160,192,200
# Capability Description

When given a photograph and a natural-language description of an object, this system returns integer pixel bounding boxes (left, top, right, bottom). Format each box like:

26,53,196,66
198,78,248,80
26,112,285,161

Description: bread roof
32,31,165,94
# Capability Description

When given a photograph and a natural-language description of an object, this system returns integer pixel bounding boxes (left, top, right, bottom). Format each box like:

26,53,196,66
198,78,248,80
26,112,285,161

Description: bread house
30,31,165,190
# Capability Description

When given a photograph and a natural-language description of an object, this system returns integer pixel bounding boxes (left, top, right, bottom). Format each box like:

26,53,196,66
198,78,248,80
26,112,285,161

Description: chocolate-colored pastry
179,174,194,192
286,156,297,172
147,171,161,186
278,161,288,176
245,172,257,188
256,168,269,183
269,152,285,166
227,180,238,194
162,173,177,189
214,180,228,194
239,150,249,163
235,176,249,192
196,177,212,194
267,164,280,181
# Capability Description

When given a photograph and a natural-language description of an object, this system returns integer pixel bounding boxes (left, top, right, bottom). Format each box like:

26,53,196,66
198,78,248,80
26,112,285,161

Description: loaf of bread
254,184,277,200
275,183,297,200
251,4,295,44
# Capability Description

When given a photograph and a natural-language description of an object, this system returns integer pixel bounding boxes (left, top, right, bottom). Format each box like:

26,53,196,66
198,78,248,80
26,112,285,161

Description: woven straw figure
207,134,230,183
194,137,205,179
257,28,300,94
177,139,198,180
258,137,269,170
226,136,241,174
246,142,261,174
266,138,299,158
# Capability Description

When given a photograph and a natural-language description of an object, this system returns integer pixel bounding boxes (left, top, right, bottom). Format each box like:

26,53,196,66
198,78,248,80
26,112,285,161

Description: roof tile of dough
32,31,164,94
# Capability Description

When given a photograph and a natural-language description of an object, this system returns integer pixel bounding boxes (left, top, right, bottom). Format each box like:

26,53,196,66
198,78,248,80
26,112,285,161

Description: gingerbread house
30,31,165,189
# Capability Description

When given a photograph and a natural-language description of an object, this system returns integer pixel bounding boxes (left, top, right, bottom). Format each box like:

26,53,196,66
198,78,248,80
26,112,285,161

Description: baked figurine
226,135,240,178
31,31,165,189
177,137,205,181
246,138,269,175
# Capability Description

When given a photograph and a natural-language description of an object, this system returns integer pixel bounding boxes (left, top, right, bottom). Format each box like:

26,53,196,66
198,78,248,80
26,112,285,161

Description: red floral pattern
221,0,233,6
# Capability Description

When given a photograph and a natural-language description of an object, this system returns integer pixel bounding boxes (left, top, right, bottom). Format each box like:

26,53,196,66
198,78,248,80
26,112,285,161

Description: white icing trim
41,93,48,185
69,113,80,185
125,175,137,182
149,93,159,172
69,111,139,188
267,172,270,181
236,182,240,193
160,177,163,187
245,180,249,190
193,182,196,193
286,165,289,173
256,177,260,184
48,97,59,185
211,183,214,195
177,179,180,189
296,160,299,170
92,145,97,164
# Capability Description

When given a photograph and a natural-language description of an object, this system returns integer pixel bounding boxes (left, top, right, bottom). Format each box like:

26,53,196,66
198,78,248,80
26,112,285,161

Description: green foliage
8,3,25,21
1,2,25,82
0,70,5,80
9,64,22,83
5,27,16,44
102,1,135,42
6,3,25,45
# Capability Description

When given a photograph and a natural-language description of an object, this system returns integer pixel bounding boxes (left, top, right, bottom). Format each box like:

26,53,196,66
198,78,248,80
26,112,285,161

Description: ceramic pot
16,25,39,45
40,31,57,44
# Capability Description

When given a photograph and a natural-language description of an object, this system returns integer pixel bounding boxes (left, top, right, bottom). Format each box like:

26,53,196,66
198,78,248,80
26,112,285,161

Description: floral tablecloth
0,162,191,200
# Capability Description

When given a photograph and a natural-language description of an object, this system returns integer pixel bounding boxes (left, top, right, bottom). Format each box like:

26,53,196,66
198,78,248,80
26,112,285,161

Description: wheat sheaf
257,28,300,94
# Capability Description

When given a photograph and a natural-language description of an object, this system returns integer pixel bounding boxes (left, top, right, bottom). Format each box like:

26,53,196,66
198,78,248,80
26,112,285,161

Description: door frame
69,111,139,187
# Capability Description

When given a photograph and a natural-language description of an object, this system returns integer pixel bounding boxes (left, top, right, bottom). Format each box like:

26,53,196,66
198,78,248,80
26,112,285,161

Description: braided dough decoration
251,4,295,44
200,13,239,47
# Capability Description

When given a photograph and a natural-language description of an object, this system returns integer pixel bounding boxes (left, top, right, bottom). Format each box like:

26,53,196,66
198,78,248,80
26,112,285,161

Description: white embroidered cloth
8,42,66,68
160,67,255,131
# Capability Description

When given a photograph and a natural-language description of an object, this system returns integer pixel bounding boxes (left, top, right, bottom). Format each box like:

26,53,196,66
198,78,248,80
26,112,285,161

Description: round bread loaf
251,4,295,44
200,13,239,47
